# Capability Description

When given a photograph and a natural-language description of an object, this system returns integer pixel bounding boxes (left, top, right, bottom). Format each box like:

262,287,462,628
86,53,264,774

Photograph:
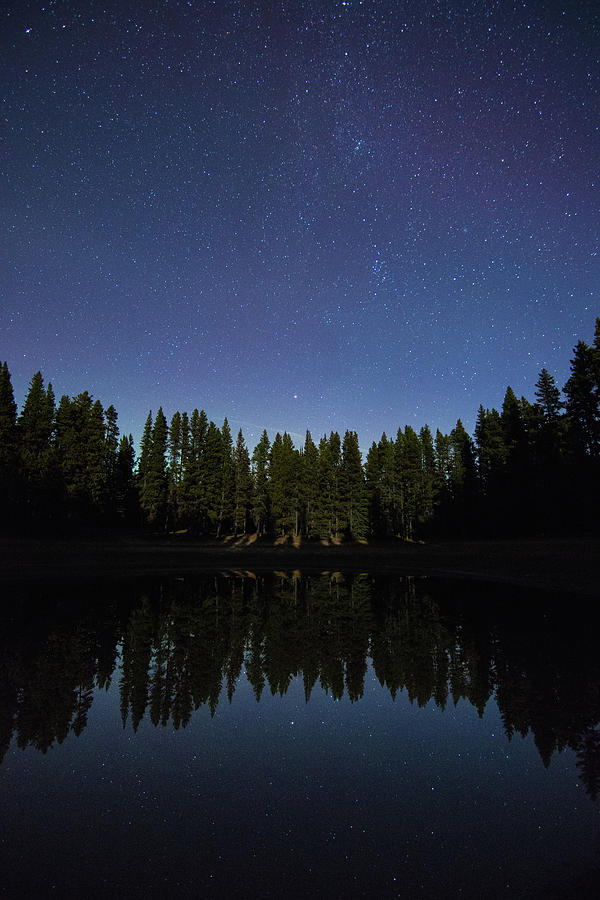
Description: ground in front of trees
1,534,598,598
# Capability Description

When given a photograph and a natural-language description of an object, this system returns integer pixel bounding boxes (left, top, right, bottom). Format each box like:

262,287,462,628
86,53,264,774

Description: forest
1,318,599,540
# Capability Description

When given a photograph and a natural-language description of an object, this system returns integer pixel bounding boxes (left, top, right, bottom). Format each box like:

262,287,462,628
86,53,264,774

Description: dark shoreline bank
1,535,598,597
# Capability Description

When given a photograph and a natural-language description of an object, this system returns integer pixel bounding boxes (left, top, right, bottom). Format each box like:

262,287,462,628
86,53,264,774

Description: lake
1,572,598,898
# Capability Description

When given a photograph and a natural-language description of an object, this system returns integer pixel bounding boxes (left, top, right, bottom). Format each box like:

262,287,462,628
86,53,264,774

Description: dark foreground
1,534,598,596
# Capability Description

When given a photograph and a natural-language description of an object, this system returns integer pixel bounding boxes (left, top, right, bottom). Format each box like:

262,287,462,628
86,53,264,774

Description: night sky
2,1,598,451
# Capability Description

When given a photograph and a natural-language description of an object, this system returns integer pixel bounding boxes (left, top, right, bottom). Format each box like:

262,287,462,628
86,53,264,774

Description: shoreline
1,534,598,597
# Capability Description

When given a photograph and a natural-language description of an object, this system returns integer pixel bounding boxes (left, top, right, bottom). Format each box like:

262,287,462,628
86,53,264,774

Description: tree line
1,318,599,538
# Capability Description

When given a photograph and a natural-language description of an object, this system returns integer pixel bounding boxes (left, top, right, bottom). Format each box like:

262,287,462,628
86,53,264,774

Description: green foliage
564,340,600,458
313,433,341,540
3,317,600,537
115,434,136,522
180,409,208,531
18,371,55,485
233,429,251,534
0,361,17,466
300,430,320,538
139,407,168,528
535,369,563,423
202,420,225,533
339,431,368,539
216,419,236,536
0,362,18,514
251,430,271,535
269,432,300,536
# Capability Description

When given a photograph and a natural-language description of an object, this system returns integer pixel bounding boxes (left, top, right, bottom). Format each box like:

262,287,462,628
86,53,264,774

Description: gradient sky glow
2,0,598,450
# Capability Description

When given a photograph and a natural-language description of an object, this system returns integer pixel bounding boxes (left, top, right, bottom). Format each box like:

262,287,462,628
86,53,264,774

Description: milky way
2,0,598,449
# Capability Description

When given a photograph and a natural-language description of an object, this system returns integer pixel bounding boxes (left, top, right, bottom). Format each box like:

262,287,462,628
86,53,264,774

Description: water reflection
1,572,599,801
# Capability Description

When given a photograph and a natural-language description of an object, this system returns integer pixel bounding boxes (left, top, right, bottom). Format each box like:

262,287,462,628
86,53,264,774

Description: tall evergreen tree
365,441,383,537
54,392,107,519
328,431,342,538
446,419,478,535
233,429,251,534
103,404,120,518
563,340,600,458
203,420,224,534
216,418,235,537
17,372,57,522
399,426,422,540
300,430,320,538
181,409,208,532
419,425,437,527
313,433,340,540
269,432,299,536
167,411,183,529
339,430,368,539
18,372,55,483
88,398,108,511
139,407,168,528
0,361,17,466
137,411,154,501
535,369,563,424
474,405,506,533
561,324,600,530
115,434,136,522
251,429,271,535
0,362,18,519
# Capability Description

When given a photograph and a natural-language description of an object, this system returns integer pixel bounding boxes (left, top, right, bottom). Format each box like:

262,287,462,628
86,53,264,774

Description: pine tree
18,372,55,484
434,429,451,488
217,418,235,537
103,404,120,518
474,406,506,528
115,434,136,522
392,428,406,537
301,430,320,538
501,387,526,458
203,420,224,534
233,429,251,534
251,430,271,535
87,399,107,511
140,407,168,528
328,431,342,538
448,419,478,534
313,434,339,540
365,441,382,537
0,361,17,466
364,433,397,537
167,411,183,529
474,406,505,491
0,362,18,518
419,425,437,526
499,387,532,530
339,430,367,539
137,411,154,500
561,324,600,530
18,372,57,522
53,392,107,519
399,426,422,540
269,432,299,536
535,369,563,424
181,409,208,532
563,340,599,457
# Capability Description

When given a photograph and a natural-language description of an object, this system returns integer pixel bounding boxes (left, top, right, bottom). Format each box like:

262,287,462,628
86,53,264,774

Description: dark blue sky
2,0,598,450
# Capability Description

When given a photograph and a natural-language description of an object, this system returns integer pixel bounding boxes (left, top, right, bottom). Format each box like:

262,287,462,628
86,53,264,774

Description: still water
1,572,598,898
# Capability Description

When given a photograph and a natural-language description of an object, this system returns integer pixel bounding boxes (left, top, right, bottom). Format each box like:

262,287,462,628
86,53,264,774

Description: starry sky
2,0,598,451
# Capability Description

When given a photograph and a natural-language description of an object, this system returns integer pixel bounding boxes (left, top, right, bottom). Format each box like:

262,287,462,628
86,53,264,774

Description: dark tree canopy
2,319,599,538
